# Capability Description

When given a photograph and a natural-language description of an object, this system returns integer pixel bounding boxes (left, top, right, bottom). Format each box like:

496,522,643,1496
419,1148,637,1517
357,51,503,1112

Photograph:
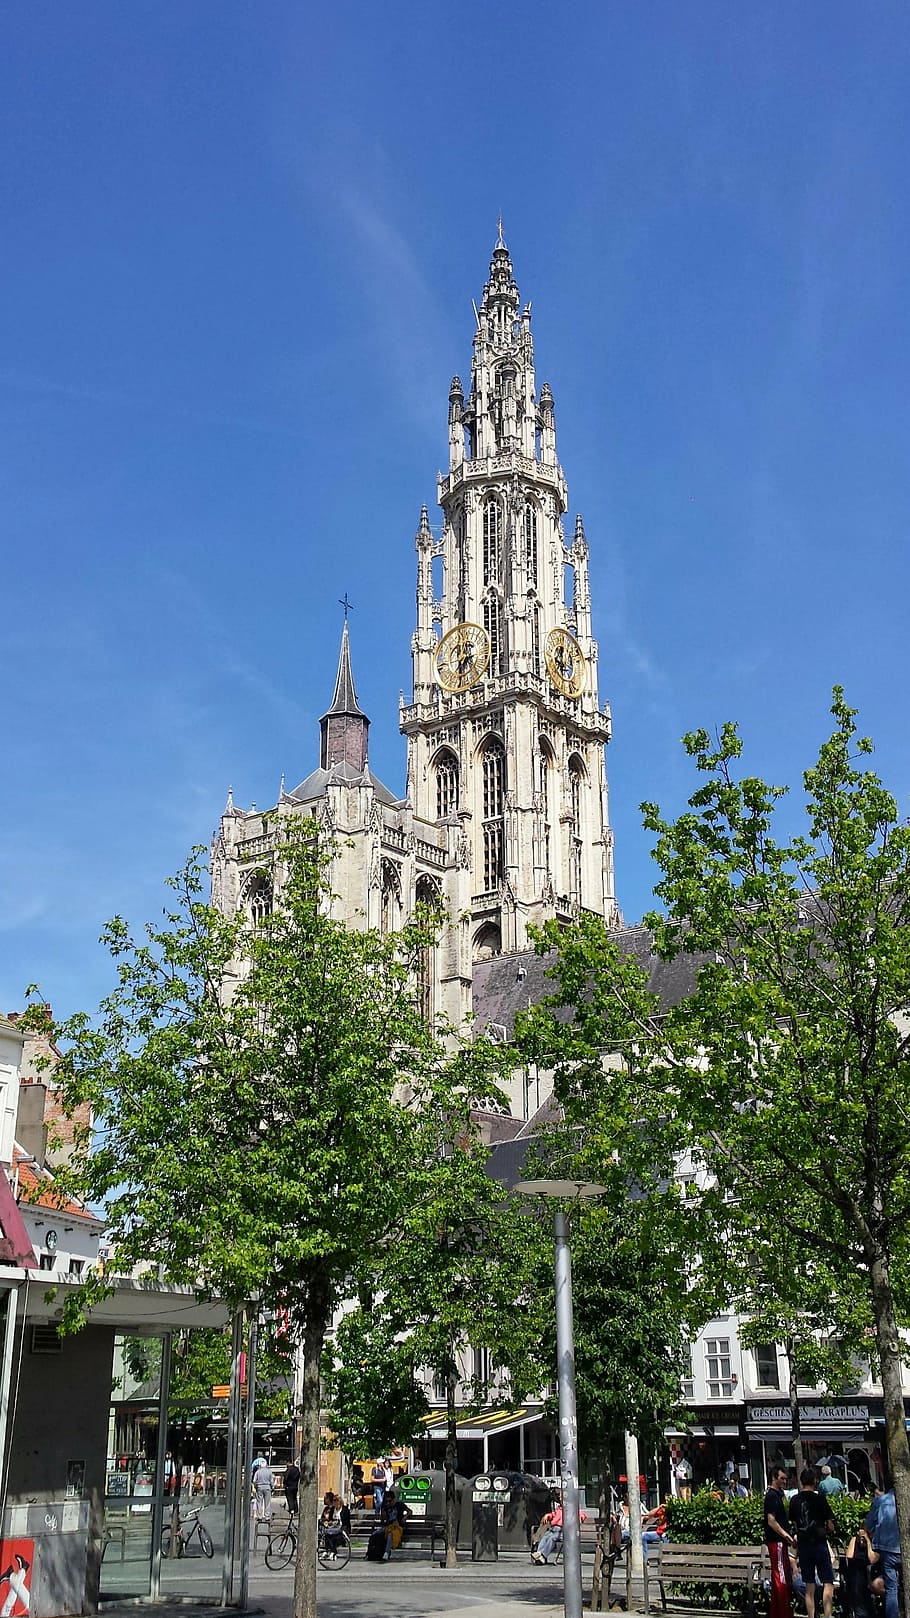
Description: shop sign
747,1404,868,1425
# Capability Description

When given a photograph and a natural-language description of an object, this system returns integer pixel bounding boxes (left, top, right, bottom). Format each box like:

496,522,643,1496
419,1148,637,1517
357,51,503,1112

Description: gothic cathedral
211,229,619,1066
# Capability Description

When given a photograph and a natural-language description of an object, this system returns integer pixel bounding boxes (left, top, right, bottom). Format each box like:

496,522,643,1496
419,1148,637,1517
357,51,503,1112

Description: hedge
665,1489,869,1547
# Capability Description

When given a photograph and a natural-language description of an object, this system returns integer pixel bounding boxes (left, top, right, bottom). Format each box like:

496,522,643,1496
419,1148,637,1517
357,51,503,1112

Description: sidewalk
97,1544,645,1618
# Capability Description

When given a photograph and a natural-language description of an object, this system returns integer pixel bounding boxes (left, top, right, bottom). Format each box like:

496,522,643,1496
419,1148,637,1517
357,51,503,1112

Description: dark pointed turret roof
321,620,364,721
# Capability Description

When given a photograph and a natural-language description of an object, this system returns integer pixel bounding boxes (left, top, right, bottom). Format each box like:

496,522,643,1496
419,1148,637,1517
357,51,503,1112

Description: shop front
665,1413,748,1495
745,1399,886,1492
0,1272,252,1614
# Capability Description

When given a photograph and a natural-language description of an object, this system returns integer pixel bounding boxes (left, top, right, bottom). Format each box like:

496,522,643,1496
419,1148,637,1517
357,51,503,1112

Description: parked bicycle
160,1506,214,1559
263,1519,350,1571
264,1518,296,1570
317,1523,350,1569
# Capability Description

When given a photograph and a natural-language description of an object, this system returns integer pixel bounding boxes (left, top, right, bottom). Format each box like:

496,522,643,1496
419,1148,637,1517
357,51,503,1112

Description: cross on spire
339,592,354,619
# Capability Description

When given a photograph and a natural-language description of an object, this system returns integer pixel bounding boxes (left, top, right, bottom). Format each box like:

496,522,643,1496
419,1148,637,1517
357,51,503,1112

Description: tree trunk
785,1339,804,1480
870,1248,910,1618
292,1280,331,1618
444,1364,459,1568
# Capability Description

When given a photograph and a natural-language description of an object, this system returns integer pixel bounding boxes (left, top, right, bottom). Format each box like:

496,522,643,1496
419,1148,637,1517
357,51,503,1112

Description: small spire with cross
339,592,354,620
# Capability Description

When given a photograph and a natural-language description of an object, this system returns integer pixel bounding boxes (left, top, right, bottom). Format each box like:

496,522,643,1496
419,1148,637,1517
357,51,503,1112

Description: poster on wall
0,1542,33,1615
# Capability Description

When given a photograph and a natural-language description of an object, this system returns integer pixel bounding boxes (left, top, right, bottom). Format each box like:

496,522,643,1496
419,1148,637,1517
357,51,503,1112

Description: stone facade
212,229,618,1050
402,225,619,962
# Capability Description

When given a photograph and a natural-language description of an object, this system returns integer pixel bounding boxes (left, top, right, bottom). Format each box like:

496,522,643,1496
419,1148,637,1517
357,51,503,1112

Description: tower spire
320,617,370,771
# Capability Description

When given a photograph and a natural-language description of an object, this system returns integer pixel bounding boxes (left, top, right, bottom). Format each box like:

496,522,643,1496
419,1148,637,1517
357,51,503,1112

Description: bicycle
264,1519,350,1571
317,1523,350,1570
160,1506,214,1559
264,1517,297,1570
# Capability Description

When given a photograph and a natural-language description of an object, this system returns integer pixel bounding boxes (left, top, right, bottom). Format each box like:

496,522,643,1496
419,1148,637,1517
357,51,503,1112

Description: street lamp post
516,1178,607,1618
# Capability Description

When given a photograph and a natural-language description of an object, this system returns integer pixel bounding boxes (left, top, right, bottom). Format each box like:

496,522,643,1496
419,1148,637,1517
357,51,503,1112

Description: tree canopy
325,1119,545,1561
518,692,910,1609
25,827,507,1618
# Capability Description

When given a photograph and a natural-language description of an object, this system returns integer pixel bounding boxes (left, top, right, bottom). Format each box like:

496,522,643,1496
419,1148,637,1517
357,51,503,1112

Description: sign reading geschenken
747,1404,869,1425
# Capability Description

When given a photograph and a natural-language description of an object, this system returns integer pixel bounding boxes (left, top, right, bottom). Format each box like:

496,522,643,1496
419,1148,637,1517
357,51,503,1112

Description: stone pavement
97,1543,645,1617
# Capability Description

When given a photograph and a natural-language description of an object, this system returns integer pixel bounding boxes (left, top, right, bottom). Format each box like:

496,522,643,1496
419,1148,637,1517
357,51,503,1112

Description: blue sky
3,1,909,1018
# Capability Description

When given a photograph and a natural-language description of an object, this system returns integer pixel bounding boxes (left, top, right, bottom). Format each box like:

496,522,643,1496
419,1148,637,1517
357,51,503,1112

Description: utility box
460,1471,552,1559
471,1499,498,1560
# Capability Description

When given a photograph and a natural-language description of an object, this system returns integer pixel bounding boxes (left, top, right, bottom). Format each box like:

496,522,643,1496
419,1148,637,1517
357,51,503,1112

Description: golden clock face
545,627,586,698
434,622,491,693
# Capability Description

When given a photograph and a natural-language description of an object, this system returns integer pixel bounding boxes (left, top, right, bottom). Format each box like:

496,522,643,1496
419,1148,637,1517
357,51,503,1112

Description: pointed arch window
524,503,538,587
435,749,459,819
483,497,501,585
529,599,541,676
415,874,441,1026
537,740,554,880
381,860,402,935
242,869,273,925
480,736,506,891
568,756,586,902
483,595,502,678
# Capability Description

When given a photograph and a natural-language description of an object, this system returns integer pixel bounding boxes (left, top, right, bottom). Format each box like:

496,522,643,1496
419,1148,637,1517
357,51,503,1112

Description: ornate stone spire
320,619,370,771
478,220,520,349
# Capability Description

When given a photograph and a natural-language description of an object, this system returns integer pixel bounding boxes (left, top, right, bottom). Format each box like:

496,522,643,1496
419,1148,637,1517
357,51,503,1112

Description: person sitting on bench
532,1492,588,1565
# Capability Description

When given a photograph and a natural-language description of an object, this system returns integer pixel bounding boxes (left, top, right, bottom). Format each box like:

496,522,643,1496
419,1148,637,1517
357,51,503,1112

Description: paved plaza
99,1541,619,1618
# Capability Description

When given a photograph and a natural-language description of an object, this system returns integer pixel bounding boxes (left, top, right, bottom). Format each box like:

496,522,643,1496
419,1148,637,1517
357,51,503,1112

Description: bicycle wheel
160,1529,185,1559
318,1533,350,1569
198,1524,214,1558
265,1529,296,1571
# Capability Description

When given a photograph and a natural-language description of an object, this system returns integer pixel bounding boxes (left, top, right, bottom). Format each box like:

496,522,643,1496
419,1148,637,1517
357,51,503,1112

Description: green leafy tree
515,924,724,1497
327,1130,546,1563
732,1223,871,1477
323,1313,431,1459
519,692,910,1608
544,1201,694,1495
24,829,502,1618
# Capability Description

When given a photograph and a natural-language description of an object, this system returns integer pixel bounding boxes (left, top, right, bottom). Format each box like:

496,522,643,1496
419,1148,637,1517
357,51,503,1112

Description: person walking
789,1467,837,1618
282,1460,300,1518
253,1460,273,1522
867,1485,901,1618
764,1463,797,1618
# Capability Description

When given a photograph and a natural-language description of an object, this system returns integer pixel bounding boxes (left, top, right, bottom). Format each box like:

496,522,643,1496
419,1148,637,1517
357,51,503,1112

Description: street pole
555,1209,583,1618
238,1307,258,1611
516,1177,606,1618
221,1308,244,1605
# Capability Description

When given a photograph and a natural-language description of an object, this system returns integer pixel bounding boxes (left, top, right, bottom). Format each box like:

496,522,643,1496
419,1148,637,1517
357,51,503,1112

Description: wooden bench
591,1529,626,1610
645,1541,767,1615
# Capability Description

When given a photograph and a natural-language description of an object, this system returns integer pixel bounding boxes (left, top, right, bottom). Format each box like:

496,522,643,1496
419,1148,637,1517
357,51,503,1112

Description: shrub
666,1487,869,1547
666,1492,764,1545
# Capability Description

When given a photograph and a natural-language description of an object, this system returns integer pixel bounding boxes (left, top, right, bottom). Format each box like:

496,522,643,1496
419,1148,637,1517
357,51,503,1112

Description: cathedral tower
401,227,619,958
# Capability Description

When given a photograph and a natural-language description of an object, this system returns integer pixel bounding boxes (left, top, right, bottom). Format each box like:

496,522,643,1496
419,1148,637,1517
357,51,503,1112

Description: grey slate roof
471,924,710,1039
287,760,402,807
